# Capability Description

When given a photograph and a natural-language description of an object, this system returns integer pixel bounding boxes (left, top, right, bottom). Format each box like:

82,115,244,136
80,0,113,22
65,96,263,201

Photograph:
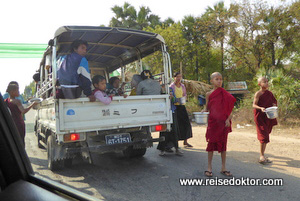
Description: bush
255,68,300,122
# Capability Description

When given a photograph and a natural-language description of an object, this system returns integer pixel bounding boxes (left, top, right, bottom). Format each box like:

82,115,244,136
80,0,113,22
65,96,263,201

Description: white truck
34,26,173,170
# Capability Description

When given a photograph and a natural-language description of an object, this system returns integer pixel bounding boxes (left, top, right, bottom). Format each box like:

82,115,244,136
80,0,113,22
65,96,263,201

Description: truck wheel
47,135,60,171
133,148,146,158
123,146,135,158
37,132,44,149
123,146,146,158
64,158,73,168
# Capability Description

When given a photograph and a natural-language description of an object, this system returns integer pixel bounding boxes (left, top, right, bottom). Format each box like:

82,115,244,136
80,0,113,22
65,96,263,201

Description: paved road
24,110,300,201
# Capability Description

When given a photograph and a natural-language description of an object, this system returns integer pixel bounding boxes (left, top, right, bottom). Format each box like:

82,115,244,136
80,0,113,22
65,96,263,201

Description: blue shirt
57,52,92,96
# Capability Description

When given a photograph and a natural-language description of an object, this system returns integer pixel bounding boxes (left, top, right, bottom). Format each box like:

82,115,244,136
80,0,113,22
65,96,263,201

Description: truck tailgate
58,95,172,132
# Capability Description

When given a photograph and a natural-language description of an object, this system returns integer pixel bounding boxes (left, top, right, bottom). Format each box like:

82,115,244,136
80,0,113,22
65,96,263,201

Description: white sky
0,0,291,95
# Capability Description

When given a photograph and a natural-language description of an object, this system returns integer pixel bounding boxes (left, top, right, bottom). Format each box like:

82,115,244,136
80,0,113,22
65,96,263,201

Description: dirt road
24,110,300,201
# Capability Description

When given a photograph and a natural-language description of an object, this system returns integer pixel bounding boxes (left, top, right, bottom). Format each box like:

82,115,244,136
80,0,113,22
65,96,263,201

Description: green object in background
0,43,47,58
109,70,120,77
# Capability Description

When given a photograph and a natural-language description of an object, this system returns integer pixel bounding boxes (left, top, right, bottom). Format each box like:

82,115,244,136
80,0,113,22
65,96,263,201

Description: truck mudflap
65,137,165,154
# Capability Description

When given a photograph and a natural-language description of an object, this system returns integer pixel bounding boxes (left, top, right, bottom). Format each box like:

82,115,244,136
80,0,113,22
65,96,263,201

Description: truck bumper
65,137,165,154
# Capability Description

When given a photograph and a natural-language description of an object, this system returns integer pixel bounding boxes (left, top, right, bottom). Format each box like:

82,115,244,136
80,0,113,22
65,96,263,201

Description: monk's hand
261,107,266,112
88,95,96,102
225,119,230,127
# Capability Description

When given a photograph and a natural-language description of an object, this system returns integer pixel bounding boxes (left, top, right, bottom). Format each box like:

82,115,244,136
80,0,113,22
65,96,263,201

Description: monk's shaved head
210,72,222,80
258,76,268,84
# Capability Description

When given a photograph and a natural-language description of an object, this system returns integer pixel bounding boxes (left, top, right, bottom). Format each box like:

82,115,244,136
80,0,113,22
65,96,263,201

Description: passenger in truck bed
106,77,127,98
136,70,161,95
130,74,142,96
56,39,95,101
92,75,113,105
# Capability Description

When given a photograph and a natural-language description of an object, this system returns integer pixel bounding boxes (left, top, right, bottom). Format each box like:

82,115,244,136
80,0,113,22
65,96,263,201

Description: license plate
105,133,131,145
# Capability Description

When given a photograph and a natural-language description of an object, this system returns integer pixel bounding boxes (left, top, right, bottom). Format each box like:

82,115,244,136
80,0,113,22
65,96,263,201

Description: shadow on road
29,145,300,201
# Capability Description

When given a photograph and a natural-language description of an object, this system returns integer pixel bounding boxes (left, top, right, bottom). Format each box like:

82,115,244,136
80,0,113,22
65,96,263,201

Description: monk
202,72,236,177
253,77,277,164
4,83,37,145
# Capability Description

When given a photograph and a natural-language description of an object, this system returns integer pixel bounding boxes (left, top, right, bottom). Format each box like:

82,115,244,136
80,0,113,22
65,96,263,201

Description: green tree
109,2,161,30
144,23,188,75
23,81,36,100
205,1,232,77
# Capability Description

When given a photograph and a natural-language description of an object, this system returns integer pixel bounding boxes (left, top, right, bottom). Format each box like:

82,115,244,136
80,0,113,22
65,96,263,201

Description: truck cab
34,26,173,170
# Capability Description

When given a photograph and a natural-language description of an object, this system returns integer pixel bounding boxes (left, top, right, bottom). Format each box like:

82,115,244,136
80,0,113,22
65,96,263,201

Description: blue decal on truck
67,109,75,115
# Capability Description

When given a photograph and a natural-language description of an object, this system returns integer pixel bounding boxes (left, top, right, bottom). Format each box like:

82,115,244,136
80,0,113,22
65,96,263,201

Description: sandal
258,159,266,164
184,143,193,148
220,171,233,177
265,158,273,163
204,171,213,177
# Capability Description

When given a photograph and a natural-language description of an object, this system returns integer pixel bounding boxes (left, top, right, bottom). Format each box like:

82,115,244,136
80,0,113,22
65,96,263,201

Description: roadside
25,110,300,200
173,122,300,178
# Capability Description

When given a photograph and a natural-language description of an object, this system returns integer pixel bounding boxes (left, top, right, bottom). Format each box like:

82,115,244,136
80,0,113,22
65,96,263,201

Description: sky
0,0,292,95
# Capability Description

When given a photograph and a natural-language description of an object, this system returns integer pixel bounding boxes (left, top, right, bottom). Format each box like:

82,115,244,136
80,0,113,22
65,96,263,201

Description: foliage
107,1,300,123
255,68,300,119
23,81,36,100
109,2,161,30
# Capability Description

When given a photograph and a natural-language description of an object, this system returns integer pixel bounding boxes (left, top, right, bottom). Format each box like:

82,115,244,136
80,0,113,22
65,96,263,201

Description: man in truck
56,39,95,102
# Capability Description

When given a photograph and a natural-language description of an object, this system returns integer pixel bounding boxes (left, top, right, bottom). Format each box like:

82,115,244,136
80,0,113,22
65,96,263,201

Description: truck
34,26,173,170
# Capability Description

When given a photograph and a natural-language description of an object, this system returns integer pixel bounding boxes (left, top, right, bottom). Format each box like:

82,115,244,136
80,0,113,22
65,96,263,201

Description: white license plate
105,133,131,145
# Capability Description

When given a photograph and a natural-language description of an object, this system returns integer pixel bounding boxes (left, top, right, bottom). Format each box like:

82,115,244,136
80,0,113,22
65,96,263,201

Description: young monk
253,77,277,164
202,72,236,177
4,84,37,145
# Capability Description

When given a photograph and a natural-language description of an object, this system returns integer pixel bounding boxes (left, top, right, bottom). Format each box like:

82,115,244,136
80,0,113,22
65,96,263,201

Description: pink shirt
93,89,112,105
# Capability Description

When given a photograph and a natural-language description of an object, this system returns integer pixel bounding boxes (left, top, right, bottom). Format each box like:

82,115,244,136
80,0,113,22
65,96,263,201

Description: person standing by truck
170,72,193,147
4,83,37,145
57,39,95,102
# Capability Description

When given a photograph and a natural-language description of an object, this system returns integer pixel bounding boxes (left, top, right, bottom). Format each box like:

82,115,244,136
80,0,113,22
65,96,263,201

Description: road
24,110,300,201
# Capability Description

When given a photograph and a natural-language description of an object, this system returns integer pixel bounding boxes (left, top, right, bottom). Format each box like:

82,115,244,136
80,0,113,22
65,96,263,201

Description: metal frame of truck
34,26,173,170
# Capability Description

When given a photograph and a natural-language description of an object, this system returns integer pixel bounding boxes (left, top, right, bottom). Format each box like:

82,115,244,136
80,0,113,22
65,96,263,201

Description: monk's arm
252,92,265,112
225,113,233,127
16,100,36,114
202,92,211,112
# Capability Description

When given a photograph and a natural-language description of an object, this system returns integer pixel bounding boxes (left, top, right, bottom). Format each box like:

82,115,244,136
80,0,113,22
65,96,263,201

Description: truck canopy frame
53,26,166,73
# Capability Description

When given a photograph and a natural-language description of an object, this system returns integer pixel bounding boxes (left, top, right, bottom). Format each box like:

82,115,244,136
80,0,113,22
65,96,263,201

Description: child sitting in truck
92,75,113,105
106,77,127,98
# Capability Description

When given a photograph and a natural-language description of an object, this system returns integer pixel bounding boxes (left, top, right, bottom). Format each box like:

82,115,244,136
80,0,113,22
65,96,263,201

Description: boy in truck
56,39,95,102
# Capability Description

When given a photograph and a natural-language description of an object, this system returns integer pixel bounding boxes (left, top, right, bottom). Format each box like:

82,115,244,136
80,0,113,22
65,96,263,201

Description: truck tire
123,146,147,158
47,135,61,171
133,148,146,158
37,132,44,149
64,158,73,168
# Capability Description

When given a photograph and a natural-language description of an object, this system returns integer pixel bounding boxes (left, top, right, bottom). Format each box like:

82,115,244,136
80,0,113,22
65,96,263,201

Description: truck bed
39,95,172,134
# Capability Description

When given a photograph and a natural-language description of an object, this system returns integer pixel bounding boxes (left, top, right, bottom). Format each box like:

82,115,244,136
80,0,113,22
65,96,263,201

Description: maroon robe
253,90,277,144
206,87,236,152
5,98,25,144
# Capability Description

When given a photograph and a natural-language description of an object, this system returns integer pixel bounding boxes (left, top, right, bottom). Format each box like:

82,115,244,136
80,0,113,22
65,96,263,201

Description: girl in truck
92,75,113,105
106,77,127,98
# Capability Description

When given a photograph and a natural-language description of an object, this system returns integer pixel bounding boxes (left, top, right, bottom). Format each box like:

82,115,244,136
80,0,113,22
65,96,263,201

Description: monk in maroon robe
4,83,37,145
253,77,277,164
253,90,277,143
5,98,25,143
202,72,236,177
206,87,236,152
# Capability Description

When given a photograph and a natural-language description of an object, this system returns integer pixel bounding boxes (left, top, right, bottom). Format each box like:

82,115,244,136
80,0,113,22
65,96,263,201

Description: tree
23,81,36,100
144,23,188,75
109,2,161,30
182,15,200,80
205,1,232,77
